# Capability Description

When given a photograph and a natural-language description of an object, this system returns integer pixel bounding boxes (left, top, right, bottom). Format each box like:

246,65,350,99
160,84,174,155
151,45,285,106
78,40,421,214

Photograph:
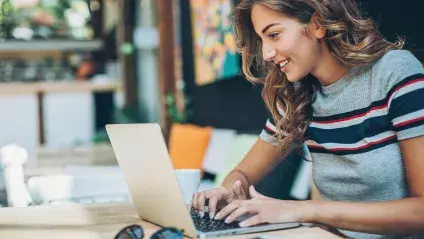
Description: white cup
174,169,201,204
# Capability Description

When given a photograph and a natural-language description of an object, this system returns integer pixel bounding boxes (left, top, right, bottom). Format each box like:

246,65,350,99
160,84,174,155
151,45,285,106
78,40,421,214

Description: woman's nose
263,47,277,62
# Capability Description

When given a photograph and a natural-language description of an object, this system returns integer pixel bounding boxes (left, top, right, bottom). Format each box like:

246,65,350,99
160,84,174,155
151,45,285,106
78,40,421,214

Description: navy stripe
395,118,424,132
312,73,424,122
386,73,424,98
306,115,391,144
389,88,424,119
308,137,398,155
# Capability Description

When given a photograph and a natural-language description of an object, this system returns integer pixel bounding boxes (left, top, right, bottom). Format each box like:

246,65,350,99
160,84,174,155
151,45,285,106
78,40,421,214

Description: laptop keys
190,208,240,232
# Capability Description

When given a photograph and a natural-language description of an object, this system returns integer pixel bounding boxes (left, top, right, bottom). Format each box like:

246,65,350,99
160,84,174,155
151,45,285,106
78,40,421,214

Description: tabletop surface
0,202,342,239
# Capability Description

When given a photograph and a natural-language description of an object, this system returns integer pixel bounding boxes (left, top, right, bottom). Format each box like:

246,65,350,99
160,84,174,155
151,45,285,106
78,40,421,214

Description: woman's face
251,4,324,82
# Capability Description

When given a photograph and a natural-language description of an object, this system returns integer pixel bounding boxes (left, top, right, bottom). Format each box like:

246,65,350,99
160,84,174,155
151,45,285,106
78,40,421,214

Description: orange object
169,124,212,169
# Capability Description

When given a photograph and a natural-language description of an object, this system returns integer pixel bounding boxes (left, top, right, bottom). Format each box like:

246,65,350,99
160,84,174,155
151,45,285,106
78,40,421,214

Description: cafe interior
0,0,423,238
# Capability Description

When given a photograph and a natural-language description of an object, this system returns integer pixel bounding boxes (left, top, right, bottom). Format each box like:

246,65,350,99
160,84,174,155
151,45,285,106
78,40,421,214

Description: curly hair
233,0,404,153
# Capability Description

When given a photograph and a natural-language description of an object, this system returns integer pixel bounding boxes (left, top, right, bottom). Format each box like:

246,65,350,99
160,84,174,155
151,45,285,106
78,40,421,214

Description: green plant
0,0,16,39
165,93,186,123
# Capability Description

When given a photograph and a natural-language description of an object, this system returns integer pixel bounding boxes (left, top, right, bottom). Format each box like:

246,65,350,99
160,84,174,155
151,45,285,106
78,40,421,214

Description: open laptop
105,123,300,238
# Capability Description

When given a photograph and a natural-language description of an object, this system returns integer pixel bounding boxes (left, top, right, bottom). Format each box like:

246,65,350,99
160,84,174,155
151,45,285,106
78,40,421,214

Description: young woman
190,0,424,238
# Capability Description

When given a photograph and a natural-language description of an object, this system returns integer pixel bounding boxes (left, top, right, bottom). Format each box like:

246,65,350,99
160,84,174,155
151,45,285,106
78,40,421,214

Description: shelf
0,81,121,95
0,39,103,53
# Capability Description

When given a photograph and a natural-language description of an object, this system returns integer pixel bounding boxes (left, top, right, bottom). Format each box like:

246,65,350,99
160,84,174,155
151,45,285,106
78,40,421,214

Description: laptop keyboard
190,208,240,232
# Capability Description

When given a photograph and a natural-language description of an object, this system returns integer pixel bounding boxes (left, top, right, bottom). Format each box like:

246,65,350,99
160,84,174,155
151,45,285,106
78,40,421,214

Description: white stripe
310,107,387,129
306,131,396,150
265,120,277,132
388,81,424,109
392,109,424,126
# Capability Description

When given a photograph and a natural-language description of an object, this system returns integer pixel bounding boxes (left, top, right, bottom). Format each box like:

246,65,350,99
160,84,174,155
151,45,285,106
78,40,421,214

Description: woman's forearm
309,197,424,236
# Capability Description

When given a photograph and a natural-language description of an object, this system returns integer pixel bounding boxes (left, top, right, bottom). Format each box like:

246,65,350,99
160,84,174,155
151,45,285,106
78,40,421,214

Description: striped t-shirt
260,50,424,239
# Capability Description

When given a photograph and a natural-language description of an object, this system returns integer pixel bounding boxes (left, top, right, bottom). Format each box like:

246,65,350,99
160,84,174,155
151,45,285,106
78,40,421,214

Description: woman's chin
285,75,300,83
285,72,306,83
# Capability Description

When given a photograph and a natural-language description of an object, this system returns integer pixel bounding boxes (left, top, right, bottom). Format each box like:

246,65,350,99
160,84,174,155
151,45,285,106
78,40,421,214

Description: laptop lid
106,123,197,238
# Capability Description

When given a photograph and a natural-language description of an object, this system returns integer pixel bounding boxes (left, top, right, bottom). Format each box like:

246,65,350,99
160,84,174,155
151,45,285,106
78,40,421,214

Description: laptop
105,123,300,238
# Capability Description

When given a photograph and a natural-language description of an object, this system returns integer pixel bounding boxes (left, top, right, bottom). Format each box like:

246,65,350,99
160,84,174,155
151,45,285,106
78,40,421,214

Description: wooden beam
157,0,177,139
37,93,45,145
117,0,138,107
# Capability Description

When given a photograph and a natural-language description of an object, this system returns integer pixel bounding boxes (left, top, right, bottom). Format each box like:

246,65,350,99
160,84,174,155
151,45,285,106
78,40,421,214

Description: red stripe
313,78,424,125
307,144,322,149
306,135,397,152
265,125,276,133
388,78,424,101
394,115,424,128
314,104,387,125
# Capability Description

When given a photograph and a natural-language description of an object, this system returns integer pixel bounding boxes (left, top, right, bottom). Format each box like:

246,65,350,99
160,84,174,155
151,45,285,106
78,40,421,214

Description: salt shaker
0,144,33,207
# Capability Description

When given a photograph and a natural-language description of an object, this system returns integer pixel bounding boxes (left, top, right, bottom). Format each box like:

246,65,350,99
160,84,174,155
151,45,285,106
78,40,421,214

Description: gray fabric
260,50,424,239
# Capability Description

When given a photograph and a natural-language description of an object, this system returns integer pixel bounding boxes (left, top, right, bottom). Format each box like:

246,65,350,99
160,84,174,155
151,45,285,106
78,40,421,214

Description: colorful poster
190,0,240,86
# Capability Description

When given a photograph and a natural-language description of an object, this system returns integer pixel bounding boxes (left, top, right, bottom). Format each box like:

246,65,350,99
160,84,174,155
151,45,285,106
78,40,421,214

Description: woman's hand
214,185,316,227
189,180,248,219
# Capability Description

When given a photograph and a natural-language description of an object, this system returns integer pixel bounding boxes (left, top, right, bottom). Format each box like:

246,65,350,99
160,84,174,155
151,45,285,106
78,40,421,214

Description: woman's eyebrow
262,23,281,34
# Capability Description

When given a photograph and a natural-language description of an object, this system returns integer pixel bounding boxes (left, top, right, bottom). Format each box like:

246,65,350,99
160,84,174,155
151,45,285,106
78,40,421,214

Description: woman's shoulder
374,49,423,73
372,49,424,92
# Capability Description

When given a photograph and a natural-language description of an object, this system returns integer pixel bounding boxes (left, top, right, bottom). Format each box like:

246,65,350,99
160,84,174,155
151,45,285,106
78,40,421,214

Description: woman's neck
311,45,351,86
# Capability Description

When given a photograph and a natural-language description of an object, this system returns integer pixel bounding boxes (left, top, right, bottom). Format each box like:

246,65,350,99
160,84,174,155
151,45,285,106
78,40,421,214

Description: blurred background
0,0,422,208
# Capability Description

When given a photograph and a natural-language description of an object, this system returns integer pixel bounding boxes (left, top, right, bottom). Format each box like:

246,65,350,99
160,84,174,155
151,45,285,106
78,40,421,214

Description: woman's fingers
191,187,235,219
232,180,246,197
214,200,241,220
191,193,199,211
207,193,221,219
232,180,242,194
188,200,192,210
190,189,218,215
224,204,253,224
197,193,206,217
249,185,267,199
231,180,248,200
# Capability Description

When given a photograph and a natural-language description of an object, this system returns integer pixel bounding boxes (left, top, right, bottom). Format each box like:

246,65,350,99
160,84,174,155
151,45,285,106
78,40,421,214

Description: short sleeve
259,118,279,146
380,51,424,140
259,104,289,147
388,73,424,140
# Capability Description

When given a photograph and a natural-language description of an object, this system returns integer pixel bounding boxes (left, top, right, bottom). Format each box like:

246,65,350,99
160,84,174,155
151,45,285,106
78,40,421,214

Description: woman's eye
268,32,279,39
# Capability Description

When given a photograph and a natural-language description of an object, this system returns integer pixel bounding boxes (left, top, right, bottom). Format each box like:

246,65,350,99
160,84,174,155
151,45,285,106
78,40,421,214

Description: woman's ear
310,13,326,39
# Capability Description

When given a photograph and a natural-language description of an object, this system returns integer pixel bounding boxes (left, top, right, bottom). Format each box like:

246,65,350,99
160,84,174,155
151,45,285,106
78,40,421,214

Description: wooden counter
0,81,121,95
0,202,342,239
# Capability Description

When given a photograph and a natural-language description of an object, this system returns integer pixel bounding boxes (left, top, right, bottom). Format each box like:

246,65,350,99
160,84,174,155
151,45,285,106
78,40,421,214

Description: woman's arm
221,138,290,197
310,136,424,235
218,136,424,236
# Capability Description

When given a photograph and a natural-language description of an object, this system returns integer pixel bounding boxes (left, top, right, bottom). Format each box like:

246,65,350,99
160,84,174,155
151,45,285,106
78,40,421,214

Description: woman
190,0,424,238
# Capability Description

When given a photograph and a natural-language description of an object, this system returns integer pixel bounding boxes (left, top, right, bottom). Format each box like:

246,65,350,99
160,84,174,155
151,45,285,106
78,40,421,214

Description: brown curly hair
233,0,404,153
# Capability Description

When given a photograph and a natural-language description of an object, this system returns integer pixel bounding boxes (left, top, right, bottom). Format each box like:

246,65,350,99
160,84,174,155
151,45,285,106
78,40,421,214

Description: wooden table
0,202,341,239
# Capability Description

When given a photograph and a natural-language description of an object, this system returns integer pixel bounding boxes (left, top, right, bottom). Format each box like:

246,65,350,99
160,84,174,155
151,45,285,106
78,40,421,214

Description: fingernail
199,211,204,218
214,213,221,219
239,221,246,227
224,217,231,224
209,213,214,219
